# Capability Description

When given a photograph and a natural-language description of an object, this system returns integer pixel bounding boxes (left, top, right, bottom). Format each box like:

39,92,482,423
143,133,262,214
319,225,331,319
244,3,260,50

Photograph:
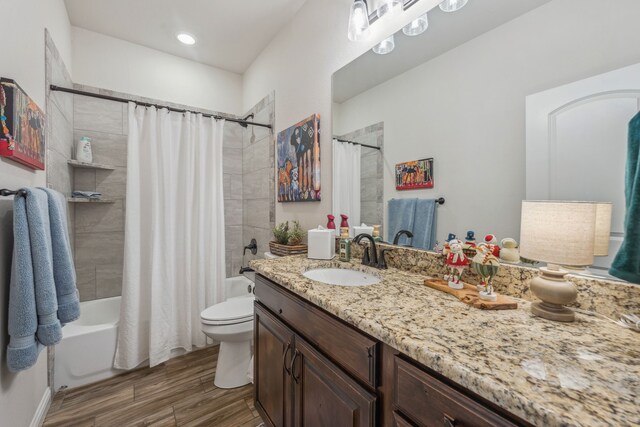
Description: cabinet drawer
394,357,517,427
393,411,416,427
255,274,378,388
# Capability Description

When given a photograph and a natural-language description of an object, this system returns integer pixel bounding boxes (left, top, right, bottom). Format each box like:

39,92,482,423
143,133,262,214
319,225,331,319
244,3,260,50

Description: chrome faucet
353,233,389,269
393,230,413,246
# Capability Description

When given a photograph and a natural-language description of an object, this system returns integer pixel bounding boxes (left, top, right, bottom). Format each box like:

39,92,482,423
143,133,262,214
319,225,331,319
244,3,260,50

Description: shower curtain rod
49,85,273,129
334,138,381,150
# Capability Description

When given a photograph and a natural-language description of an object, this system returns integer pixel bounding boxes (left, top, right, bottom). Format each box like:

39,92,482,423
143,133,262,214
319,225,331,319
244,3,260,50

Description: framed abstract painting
0,78,46,170
277,114,321,202
395,158,434,190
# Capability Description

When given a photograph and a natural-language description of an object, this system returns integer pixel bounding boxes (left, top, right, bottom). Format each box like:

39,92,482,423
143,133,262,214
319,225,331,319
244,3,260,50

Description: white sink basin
303,268,381,287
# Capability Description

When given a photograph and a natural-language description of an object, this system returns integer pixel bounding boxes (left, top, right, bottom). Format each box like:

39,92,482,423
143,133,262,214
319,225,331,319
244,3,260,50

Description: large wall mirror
332,0,639,279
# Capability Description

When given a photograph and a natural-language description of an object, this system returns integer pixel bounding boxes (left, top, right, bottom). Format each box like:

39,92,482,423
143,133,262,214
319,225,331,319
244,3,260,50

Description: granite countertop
249,255,640,427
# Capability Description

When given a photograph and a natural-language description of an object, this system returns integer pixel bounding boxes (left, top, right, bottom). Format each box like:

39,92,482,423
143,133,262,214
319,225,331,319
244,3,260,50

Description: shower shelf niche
67,159,116,170
67,198,115,204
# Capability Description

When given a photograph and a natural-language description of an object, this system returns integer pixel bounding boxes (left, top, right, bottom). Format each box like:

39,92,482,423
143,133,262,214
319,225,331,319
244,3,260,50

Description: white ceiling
334,0,553,103
64,0,308,74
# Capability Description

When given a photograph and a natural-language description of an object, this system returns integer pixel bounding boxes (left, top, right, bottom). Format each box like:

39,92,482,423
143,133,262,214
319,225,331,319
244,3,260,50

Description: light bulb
348,0,371,41
439,0,469,12
372,34,395,55
176,33,196,45
376,0,402,19
402,13,429,36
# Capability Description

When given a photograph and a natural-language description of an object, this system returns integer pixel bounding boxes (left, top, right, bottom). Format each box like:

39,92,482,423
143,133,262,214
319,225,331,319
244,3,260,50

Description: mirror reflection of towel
412,199,437,251
387,199,416,244
610,112,640,283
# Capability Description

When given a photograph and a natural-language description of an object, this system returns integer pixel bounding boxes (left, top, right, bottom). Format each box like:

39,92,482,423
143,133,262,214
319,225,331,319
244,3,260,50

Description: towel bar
0,189,27,197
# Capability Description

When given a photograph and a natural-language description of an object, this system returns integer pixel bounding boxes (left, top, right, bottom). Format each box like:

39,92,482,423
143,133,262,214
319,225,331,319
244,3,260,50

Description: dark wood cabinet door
255,303,295,427
292,337,376,427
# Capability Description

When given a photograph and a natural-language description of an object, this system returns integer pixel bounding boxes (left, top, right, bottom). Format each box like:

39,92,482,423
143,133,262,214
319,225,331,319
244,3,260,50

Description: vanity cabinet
254,274,528,427
255,303,376,427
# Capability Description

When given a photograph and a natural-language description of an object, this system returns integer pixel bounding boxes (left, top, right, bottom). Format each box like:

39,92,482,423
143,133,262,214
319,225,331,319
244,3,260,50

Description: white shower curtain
332,139,361,234
114,103,226,370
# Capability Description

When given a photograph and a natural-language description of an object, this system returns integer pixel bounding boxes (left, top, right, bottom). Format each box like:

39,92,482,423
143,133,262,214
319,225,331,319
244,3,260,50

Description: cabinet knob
443,414,456,427
279,308,283,314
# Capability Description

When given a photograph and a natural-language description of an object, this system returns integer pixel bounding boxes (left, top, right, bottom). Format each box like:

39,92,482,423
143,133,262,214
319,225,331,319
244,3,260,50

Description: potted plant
269,221,308,256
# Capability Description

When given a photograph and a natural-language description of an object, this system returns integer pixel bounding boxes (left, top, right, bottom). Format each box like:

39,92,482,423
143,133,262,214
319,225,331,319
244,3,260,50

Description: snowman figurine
483,234,501,258
472,243,500,301
445,239,469,290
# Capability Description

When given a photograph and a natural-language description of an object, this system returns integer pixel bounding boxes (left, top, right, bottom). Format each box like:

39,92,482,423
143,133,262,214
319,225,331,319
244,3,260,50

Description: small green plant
273,221,290,245
288,220,306,246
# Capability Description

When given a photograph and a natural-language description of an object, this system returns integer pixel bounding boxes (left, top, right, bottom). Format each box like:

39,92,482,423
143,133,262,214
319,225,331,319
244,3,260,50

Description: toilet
201,295,255,389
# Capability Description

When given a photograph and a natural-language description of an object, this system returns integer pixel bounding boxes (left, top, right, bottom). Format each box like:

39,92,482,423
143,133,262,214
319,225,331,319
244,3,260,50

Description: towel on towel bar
7,188,64,371
387,198,417,245
412,199,437,250
41,188,80,324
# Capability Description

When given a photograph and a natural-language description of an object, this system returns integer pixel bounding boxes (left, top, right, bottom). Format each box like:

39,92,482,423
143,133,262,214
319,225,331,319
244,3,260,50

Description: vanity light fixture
348,0,371,41
376,0,402,19
439,0,469,13
402,12,429,36
372,34,395,54
176,33,196,45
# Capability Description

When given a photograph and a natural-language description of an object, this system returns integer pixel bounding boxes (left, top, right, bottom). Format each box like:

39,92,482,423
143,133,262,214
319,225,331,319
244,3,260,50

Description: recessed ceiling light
176,33,196,45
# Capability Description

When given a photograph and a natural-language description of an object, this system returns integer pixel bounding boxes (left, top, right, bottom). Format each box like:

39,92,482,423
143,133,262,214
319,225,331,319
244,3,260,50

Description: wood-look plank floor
44,346,264,427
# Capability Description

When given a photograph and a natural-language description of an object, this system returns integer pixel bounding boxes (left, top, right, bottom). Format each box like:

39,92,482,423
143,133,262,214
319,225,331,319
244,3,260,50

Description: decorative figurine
500,238,520,263
442,233,457,255
464,231,476,246
472,243,500,301
483,234,501,258
340,214,349,229
445,239,469,290
326,214,336,231
433,241,444,254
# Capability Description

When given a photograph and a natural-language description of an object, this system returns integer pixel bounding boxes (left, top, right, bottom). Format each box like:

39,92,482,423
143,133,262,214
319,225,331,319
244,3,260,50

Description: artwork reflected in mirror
332,0,640,281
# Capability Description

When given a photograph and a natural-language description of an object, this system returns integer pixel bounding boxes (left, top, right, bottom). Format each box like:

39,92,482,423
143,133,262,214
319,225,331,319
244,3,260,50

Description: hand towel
387,198,417,244
412,199,437,250
6,193,40,372
40,188,80,323
610,112,640,283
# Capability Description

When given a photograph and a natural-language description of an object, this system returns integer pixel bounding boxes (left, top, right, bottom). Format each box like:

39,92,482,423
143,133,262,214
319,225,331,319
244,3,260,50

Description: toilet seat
201,296,255,326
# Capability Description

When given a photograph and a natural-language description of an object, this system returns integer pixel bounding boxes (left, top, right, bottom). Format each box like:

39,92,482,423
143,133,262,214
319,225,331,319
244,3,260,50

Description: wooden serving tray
424,278,517,310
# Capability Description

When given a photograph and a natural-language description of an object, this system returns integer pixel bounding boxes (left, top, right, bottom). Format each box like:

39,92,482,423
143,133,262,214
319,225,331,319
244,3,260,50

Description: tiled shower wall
45,31,74,244
72,92,128,301
338,122,384,234
241,93,276,265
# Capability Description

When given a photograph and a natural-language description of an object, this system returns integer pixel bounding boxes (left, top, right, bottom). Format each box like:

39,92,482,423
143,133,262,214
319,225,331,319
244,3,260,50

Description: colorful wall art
0,78,46,170
277,114,321,202
395,158,434,190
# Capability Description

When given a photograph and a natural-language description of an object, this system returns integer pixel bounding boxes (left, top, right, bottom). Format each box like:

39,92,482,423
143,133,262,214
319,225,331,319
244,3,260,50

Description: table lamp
562,202,613,273
520,201,597,322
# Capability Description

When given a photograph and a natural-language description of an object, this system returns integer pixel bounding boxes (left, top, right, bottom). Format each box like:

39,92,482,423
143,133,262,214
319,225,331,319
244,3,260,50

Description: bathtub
54,275,255,390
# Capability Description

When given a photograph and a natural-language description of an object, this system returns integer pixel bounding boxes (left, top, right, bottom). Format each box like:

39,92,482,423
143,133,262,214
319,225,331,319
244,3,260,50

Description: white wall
0,1,72,425
333,0,640,242
243,0,442,231
72,27,243,115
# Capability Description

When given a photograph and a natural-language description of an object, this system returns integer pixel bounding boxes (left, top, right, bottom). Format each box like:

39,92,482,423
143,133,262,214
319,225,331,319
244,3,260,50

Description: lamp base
530,266,577,323
531,301,575,322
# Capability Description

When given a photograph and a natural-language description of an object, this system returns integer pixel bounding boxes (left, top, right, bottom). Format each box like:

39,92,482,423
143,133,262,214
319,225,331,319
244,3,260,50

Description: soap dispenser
339,227,351,262
372,225,382,243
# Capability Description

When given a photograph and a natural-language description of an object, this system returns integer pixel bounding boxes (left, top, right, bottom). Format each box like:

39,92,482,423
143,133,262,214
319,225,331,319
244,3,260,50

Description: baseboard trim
30,387,51,427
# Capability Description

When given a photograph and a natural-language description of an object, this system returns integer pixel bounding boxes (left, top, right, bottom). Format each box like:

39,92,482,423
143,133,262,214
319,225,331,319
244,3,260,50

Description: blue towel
41,188,80,323
7,188,63,372
6,193,40,372
412,199,437,250
387,198,417,245
610,112,640,283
